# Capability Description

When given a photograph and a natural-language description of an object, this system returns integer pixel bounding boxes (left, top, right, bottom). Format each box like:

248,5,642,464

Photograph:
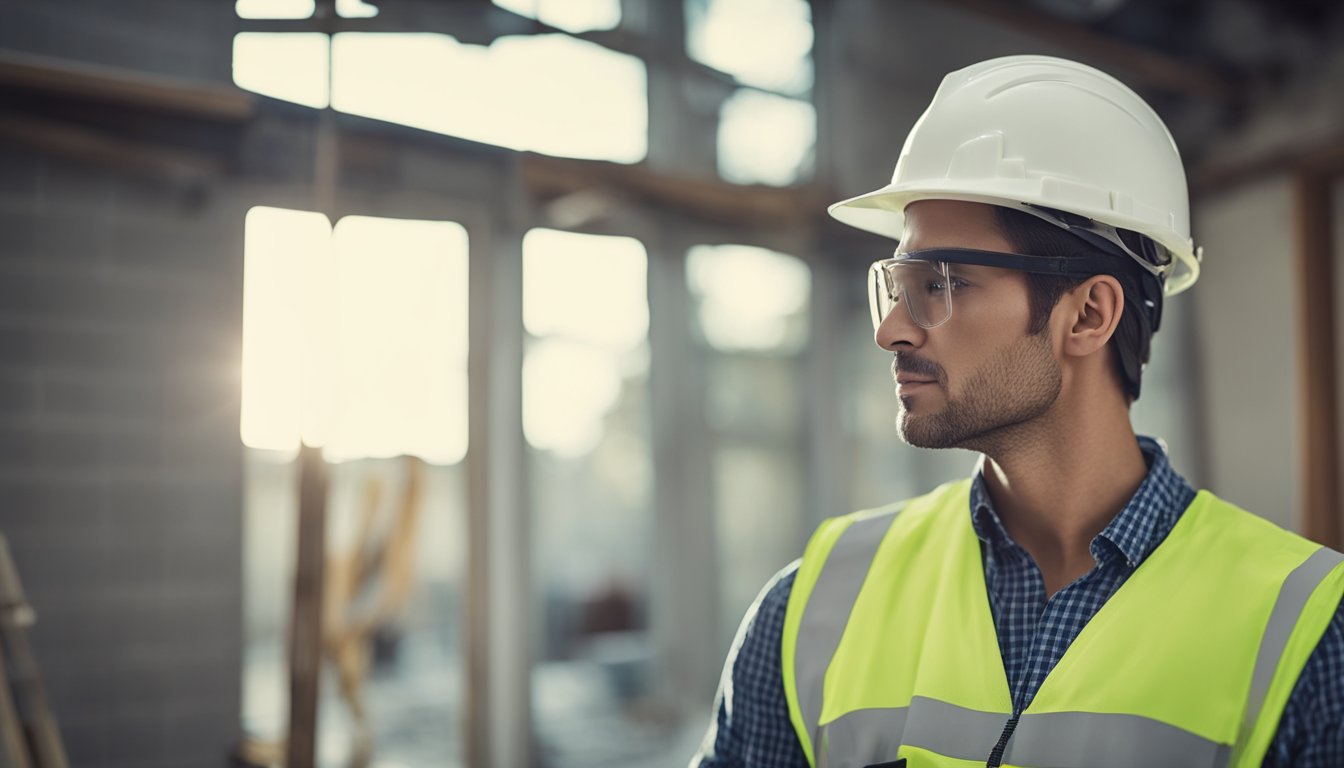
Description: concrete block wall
0,144,247,768
0,82,516,767
0,0,235,80
0,2,248,763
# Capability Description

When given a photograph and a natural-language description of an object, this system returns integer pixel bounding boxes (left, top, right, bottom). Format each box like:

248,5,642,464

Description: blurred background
0,0,1342,766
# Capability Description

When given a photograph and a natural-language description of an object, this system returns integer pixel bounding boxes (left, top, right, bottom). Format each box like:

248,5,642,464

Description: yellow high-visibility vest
782,479,1344,768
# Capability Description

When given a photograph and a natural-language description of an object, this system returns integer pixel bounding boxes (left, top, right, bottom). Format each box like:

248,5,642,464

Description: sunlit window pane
493,0,621,33
232,32,330,108
233,30,647,161
331,33,647,162
331,34,496,141
718,89,815,186
686,241,812,652
522,228,649,350
522,228,649,458
492,35,646,161
522,227,656,764
687,244,810,353
243,210,471,765
327,217,470,464
686,0,813,94
522,338,626,458
236,0,314,19
241,206,333,453
242,209,470,464
336,0,378,18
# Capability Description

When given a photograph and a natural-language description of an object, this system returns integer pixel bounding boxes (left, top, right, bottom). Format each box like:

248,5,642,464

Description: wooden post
286,443,329,768
1293,171,1342,548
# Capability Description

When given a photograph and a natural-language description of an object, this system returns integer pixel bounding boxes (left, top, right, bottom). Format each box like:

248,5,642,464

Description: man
692,55,1344,768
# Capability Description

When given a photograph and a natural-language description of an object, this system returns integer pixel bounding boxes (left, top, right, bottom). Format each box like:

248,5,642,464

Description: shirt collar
969,436,1193,569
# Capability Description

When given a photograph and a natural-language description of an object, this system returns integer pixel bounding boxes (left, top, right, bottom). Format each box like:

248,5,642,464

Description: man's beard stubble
896,331,1062,453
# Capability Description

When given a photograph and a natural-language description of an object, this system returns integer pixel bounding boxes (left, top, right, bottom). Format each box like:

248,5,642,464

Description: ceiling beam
521,153,828,228
0,51,254,122
942,0,1242,104
1189,133,1344,196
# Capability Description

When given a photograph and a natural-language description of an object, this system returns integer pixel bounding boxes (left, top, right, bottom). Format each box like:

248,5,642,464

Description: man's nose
874,302,927,351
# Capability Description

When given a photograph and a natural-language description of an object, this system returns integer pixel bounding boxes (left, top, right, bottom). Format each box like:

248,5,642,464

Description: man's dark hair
992,205,1158,404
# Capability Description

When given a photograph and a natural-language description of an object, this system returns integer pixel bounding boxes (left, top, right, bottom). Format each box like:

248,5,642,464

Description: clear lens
1022,204,1172,274
868,259,951,330
1118,228,1173,268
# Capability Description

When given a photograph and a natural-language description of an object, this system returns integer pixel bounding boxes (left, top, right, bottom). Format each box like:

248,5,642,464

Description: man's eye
923,277,969,294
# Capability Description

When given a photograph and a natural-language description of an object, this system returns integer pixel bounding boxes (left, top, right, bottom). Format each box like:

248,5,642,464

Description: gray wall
0,0,235,80
0,153,246,767
0,2,245,766
1190,177,1300,531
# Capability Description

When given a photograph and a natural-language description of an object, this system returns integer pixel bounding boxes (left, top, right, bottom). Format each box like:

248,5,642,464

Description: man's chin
896,411,954,449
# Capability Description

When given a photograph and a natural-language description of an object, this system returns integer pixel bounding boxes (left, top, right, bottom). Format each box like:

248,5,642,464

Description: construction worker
691,55,1344,768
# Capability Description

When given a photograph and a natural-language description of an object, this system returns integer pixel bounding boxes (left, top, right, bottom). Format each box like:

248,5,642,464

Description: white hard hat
828,55,1202,295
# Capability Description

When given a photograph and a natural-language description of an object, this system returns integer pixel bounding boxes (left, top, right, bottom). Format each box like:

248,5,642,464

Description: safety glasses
868,247,1122,330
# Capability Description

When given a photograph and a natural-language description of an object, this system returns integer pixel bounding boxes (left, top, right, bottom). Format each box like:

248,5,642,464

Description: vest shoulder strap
782,480,969,766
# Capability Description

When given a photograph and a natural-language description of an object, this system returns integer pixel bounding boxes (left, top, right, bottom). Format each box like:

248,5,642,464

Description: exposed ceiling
940,0,1344,170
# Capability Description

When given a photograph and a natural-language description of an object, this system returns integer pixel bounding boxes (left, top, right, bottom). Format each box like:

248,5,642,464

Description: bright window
336,0,378,18
241,206,332,453
522,228,649,350
521,228,658,765
328,216,469,464
232,33,330,108
241,208,469,463
687,244,810,353
686,243,812,648
685,0,814,94
522,228,648,457
236,0,314,19
717,89,816,186
234,31,648,162
492,0,620,33
241,208,471,765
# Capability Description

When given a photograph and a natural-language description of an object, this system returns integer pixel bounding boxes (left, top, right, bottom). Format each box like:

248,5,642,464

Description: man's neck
979,407,1149,597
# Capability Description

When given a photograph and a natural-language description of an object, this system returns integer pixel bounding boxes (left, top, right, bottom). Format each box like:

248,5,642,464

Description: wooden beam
1190,134,1344,197
1293,171,1342,548
942,0,1241,104
0,114,224,180
520,153,828,228
0,50,254,121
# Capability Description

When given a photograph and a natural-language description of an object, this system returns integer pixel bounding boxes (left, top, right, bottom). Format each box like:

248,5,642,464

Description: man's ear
1059,275,1124,359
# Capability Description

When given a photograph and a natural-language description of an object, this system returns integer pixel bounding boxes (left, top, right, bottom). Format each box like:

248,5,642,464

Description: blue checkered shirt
691,437,1344,767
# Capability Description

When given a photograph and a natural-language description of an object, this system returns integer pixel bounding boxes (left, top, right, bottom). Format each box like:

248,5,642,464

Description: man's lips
895,376,936,386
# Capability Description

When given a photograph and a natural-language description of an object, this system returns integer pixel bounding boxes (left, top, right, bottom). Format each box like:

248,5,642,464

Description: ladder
0,534,68,768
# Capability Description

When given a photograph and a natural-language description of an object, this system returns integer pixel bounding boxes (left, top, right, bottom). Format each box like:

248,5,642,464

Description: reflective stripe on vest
817,698,1232,768
1236,546,1344,754
785,481,1344,768
794,508,901,756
